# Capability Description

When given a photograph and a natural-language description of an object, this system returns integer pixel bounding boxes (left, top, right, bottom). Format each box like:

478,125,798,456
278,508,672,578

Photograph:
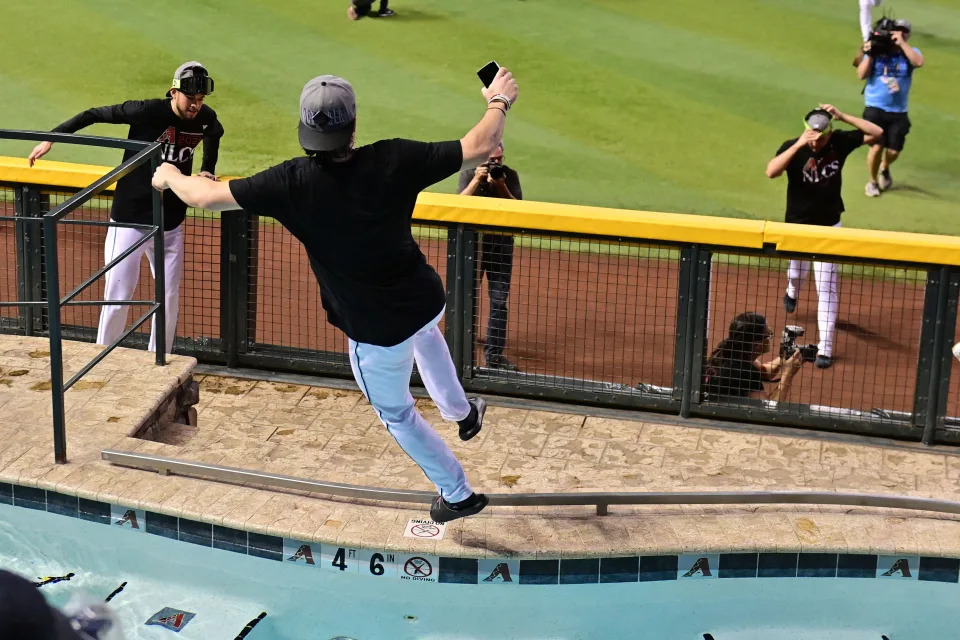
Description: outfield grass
0,0,958,235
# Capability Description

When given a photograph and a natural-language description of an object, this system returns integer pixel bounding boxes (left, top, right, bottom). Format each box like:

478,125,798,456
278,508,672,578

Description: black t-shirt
457,165,523,200
229,139,462,347
703,358,765,399
53,99,223,230
776,129,864,226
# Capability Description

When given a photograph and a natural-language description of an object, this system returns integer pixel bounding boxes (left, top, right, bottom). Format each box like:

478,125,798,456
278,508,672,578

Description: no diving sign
404,518,446,540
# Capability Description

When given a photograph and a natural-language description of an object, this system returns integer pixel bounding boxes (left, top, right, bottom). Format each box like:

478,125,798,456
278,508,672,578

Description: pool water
1,502,958,639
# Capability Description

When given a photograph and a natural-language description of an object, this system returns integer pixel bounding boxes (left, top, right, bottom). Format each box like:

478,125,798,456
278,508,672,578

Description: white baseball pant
96,223,184,354
785,223,842,358
860,0,882,41
348,308,474,503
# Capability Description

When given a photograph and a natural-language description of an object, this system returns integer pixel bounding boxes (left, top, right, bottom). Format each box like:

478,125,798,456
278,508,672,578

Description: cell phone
477,61,500,88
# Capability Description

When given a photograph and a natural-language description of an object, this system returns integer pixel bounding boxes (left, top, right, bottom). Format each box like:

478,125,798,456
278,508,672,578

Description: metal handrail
1,128,166,464
102,449,960,517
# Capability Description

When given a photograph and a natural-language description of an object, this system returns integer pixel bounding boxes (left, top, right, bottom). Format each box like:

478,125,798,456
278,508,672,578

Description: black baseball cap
298,75,357,152
0,570,83,640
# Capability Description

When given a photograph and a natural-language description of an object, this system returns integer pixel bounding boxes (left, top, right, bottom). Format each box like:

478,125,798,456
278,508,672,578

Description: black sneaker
879,168,892,191
457,397,486,441
430,493,489,523
815,355,833,369
485,354,518,371
377,8,396,16
783,293,797,313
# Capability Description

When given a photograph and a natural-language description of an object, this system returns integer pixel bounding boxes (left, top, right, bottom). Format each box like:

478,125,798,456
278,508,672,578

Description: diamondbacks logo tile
877,556,919,580
146,607,195,632
679,554,719,579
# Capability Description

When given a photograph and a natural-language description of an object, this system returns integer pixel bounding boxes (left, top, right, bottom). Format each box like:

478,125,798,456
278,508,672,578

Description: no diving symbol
404,557,433,578
410,523,441,538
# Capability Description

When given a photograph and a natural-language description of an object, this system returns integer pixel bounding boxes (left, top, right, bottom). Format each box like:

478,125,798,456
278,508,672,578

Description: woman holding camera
703,313,805,402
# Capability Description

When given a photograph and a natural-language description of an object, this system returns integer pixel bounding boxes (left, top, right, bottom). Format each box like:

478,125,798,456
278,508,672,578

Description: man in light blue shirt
856,18,924,197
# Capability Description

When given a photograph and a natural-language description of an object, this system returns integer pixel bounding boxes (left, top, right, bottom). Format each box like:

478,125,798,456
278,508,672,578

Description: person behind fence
765,104,882,369
856,18,924,198
703,313,805,402
458,141,523,371
26,61,224,354
150,67,519,523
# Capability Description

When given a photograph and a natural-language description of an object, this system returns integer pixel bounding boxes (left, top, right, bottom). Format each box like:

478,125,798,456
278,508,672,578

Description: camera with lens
868,17,897,57
483,161,506,181
780,325,819,362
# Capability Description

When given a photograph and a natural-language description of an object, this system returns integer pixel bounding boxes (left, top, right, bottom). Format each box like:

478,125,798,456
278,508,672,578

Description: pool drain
404,615,418,621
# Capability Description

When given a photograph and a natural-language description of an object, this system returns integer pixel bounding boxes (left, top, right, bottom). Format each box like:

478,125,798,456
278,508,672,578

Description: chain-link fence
3,176,959,443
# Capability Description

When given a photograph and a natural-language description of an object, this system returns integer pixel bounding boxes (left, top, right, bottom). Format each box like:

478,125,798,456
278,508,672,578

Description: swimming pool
2,487,960,639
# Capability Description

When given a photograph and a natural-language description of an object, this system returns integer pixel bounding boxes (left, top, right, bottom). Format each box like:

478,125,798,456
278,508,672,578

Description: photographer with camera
458,142,523,371
766,105,882,369
703,313,808,402
857,18,924,197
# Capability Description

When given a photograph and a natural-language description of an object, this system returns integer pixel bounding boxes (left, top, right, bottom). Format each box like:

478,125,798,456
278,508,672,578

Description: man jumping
152,67,519,523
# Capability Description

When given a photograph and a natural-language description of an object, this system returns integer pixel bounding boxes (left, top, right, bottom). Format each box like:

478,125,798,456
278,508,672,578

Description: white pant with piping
860,0,882,41
96,223,184,354
785,222,841,358
348,308,474,503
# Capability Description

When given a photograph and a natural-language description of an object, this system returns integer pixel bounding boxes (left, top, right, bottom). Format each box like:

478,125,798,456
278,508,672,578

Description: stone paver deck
4,335,960,559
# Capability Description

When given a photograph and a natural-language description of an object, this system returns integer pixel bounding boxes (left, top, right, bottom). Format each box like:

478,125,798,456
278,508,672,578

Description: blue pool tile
837,554,877,578
519,560,559,585
439,557,478,584
13,485,46,511
758,553,798,578
560,558,599,584
178,518,212,547
248,533,283,562
639,555,678,582
600,557,639,583
797,553,837,578
213,525,248,555
77,498,111,524
719,553,758,579
145,511,178,541
0,483,12,505
918,557,960,584
46,491,78,518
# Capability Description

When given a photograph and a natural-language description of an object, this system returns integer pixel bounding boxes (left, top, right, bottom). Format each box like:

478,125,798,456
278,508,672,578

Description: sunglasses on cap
172,74,214,96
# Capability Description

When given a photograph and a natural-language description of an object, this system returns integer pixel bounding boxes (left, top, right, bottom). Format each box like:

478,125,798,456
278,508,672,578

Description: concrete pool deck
3,334,960,560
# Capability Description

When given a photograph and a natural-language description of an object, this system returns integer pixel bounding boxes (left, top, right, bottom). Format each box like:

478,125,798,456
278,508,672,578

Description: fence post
242,213,259,358
924,267,960,445
915,267,945,438
445,225,464,376
14,185,45,336
220,211,245,368
678,245,705,418
460,228,478,380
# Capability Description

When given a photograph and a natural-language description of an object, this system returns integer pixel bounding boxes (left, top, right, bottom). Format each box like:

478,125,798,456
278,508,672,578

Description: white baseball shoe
865,181,881,197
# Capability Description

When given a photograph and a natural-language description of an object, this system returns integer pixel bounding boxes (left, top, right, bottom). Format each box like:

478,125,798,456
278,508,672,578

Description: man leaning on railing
26,61,224,354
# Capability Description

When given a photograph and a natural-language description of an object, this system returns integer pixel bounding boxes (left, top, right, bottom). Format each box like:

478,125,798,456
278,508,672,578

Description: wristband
487,94,512,111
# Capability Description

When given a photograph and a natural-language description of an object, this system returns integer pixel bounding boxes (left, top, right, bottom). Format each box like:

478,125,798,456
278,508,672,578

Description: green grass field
1,0,958,235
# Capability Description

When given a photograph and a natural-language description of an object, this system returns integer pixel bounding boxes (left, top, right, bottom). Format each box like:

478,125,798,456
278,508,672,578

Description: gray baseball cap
804,108,833,133
298,76,357,152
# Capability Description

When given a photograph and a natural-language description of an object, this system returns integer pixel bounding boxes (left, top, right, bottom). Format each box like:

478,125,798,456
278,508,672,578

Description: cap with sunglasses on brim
803,108,833,135
166,61,214,97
